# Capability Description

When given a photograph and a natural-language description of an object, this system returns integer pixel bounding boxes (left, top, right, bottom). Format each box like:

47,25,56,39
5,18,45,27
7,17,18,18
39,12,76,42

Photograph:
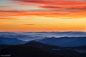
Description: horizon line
0,31,86,33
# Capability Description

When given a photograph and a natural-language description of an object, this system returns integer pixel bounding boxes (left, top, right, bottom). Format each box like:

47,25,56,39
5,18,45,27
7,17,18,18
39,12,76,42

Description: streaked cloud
1,0,86,18
0,0,86,32
23,24,35,25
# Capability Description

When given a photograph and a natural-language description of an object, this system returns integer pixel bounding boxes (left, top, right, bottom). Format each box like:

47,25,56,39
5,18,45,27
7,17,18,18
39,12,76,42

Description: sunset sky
0,0,86,32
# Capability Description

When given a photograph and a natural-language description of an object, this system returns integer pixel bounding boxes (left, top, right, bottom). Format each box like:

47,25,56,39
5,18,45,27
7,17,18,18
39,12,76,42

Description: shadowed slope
0,45,58,57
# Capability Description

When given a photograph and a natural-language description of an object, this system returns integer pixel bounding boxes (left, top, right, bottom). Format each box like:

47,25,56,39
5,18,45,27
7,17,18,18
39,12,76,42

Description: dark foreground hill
0,41,85,57
0,45,59,57
24,41,86,57
0,45,12,50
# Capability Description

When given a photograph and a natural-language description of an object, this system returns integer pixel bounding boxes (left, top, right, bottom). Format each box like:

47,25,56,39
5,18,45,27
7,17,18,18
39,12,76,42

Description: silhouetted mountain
24,41,85,57
37,37,86,47
24,40,61,53
0,41,84,57
0,45,12,50
0,38,27,45
0,45,59,57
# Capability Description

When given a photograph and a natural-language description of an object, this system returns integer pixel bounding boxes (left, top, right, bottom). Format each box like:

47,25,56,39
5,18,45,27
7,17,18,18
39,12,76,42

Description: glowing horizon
0,0,86,32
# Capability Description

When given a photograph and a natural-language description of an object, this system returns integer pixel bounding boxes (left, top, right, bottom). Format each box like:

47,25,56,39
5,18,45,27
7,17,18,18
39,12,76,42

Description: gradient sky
0,0,86,32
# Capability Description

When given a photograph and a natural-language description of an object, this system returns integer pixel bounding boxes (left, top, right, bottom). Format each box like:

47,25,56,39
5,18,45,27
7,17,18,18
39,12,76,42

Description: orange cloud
1,0,86,19
23,24,35,25
13,0,86,5
0,10,86,19
13,0,67,2
0,17,20,20
4,0,84,19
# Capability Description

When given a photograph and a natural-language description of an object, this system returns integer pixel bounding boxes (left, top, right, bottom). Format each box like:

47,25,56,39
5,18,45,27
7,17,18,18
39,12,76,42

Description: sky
0,0,86,32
